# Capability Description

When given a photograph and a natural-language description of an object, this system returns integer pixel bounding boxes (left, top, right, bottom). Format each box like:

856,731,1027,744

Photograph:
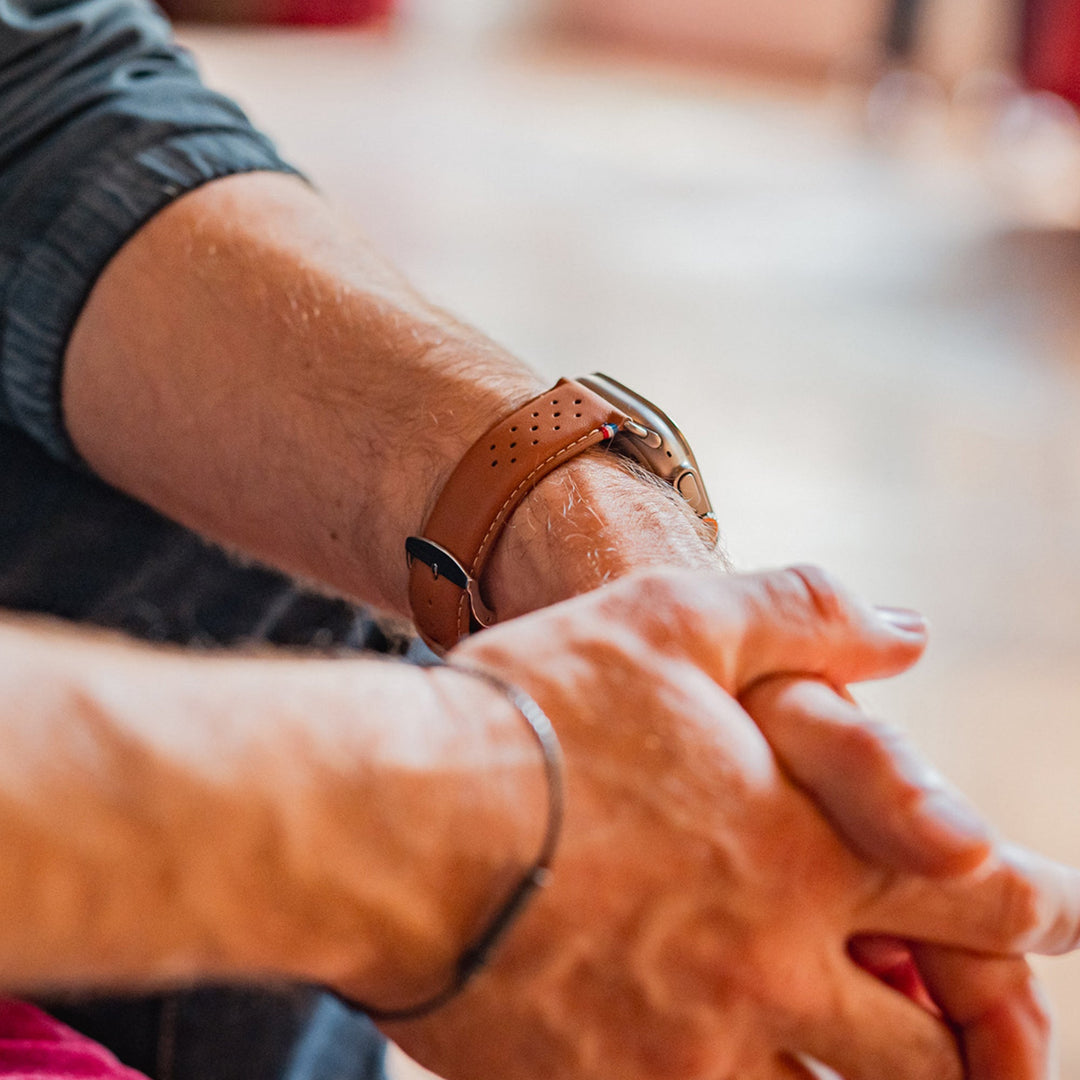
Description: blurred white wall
550,0,888,71
397,0,541,45
396,0,887,74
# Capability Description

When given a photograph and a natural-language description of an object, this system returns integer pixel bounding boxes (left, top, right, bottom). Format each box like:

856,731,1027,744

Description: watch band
406,379,631,652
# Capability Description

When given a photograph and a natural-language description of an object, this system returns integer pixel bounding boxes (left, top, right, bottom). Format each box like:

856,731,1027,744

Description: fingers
741,677,993,877
727,565,930,691
910,945,1056,1080
612,564,927,694
742,665,1080,956
790,958,963,1080
848,938,1055,1078
866,842,1080,957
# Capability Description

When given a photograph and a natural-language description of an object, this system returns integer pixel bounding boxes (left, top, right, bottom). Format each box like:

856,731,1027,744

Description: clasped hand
381,567,1075,1080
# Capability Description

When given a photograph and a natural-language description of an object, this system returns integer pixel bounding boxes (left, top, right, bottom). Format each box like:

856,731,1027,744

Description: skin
386,569,1068,1080
0,614,547,1002
61,172,716,622
54,170,1075,1075
0,568,1069,1080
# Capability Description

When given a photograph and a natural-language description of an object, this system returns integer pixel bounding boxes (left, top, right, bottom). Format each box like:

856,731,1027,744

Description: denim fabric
42,987,388,1080
1,432,400,1080
0,0,300,461
0,425,410,651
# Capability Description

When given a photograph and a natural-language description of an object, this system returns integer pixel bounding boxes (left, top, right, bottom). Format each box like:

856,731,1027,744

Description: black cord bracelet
337,663,565,1023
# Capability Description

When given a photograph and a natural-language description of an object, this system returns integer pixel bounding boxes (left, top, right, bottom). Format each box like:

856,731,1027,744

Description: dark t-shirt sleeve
0,0,300,462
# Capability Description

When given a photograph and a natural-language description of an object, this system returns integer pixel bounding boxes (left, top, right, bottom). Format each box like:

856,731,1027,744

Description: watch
406,374,716,652
576,373,717,539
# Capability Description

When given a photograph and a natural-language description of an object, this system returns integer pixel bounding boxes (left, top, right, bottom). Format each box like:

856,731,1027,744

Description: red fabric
274,0,392,27
1023,0,1080,106
849,936,938,1014
0,1001,147,1080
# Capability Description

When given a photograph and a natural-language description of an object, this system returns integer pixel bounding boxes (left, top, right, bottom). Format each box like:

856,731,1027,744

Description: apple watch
576,373,717,538
406,374,716,652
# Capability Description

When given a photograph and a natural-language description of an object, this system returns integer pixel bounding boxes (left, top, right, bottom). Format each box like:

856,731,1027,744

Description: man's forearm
0,615,544,1004
63,171,716,622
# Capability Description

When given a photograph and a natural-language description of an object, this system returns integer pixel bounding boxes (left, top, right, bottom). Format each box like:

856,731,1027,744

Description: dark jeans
41,988,386,1080
0,426,424,1080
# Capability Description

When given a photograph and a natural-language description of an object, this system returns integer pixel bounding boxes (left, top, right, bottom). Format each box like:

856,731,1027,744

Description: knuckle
836,717,913,780
977,963,1053,1042
610,567,727,651
1021,974,1055,1039
850,718,938,809
777,564,855,629
981,873,1044,949
1040,896,1080,956
602,566,680,618
600,568,692,650
1031,994,1054,1042
833,721,887,771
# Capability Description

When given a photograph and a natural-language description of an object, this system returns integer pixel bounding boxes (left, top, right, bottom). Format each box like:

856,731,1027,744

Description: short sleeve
0,0,301,461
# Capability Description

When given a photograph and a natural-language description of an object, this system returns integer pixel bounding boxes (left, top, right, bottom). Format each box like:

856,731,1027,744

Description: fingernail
875,606,929,635
920,788,993,844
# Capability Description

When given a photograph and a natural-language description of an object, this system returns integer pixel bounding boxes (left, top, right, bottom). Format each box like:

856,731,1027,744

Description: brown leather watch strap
406,378,631,652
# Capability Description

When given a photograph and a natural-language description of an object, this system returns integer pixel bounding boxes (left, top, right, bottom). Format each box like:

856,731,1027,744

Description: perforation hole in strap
485,397,581,467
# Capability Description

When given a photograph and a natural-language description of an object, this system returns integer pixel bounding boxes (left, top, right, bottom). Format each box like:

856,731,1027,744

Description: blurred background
170,0,1080,1074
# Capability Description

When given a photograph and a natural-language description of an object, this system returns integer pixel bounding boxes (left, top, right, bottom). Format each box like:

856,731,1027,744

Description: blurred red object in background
552,0,888,77
160,0,393,26
275,0,392,26
1023,0,1080,105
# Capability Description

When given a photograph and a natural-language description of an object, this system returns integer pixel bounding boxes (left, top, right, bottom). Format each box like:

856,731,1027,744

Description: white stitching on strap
455,424,609,638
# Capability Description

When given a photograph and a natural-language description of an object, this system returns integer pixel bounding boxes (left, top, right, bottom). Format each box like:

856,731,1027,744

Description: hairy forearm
0,616,542,1004
63,172,546,614
63,172,717,622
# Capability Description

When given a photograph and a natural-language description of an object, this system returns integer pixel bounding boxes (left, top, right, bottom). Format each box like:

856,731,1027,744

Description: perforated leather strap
406,379,631,652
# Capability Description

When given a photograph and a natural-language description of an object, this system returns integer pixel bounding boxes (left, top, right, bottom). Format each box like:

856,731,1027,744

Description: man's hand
0,566,1066,1078
58,169,1069,1074
744,677,1060,1079
369,567,1075,1080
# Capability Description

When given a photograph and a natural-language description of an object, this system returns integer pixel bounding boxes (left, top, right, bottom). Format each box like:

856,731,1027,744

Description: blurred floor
180,23,1080,1076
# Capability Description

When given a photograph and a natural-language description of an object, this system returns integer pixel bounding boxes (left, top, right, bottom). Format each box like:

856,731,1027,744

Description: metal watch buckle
405,536,495,630
577,372,718,541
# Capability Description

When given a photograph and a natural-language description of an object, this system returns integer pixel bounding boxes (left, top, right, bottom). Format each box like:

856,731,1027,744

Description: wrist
484,449,724,621
0,623,548,1000
406,375,725,648
255,661,549,1009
